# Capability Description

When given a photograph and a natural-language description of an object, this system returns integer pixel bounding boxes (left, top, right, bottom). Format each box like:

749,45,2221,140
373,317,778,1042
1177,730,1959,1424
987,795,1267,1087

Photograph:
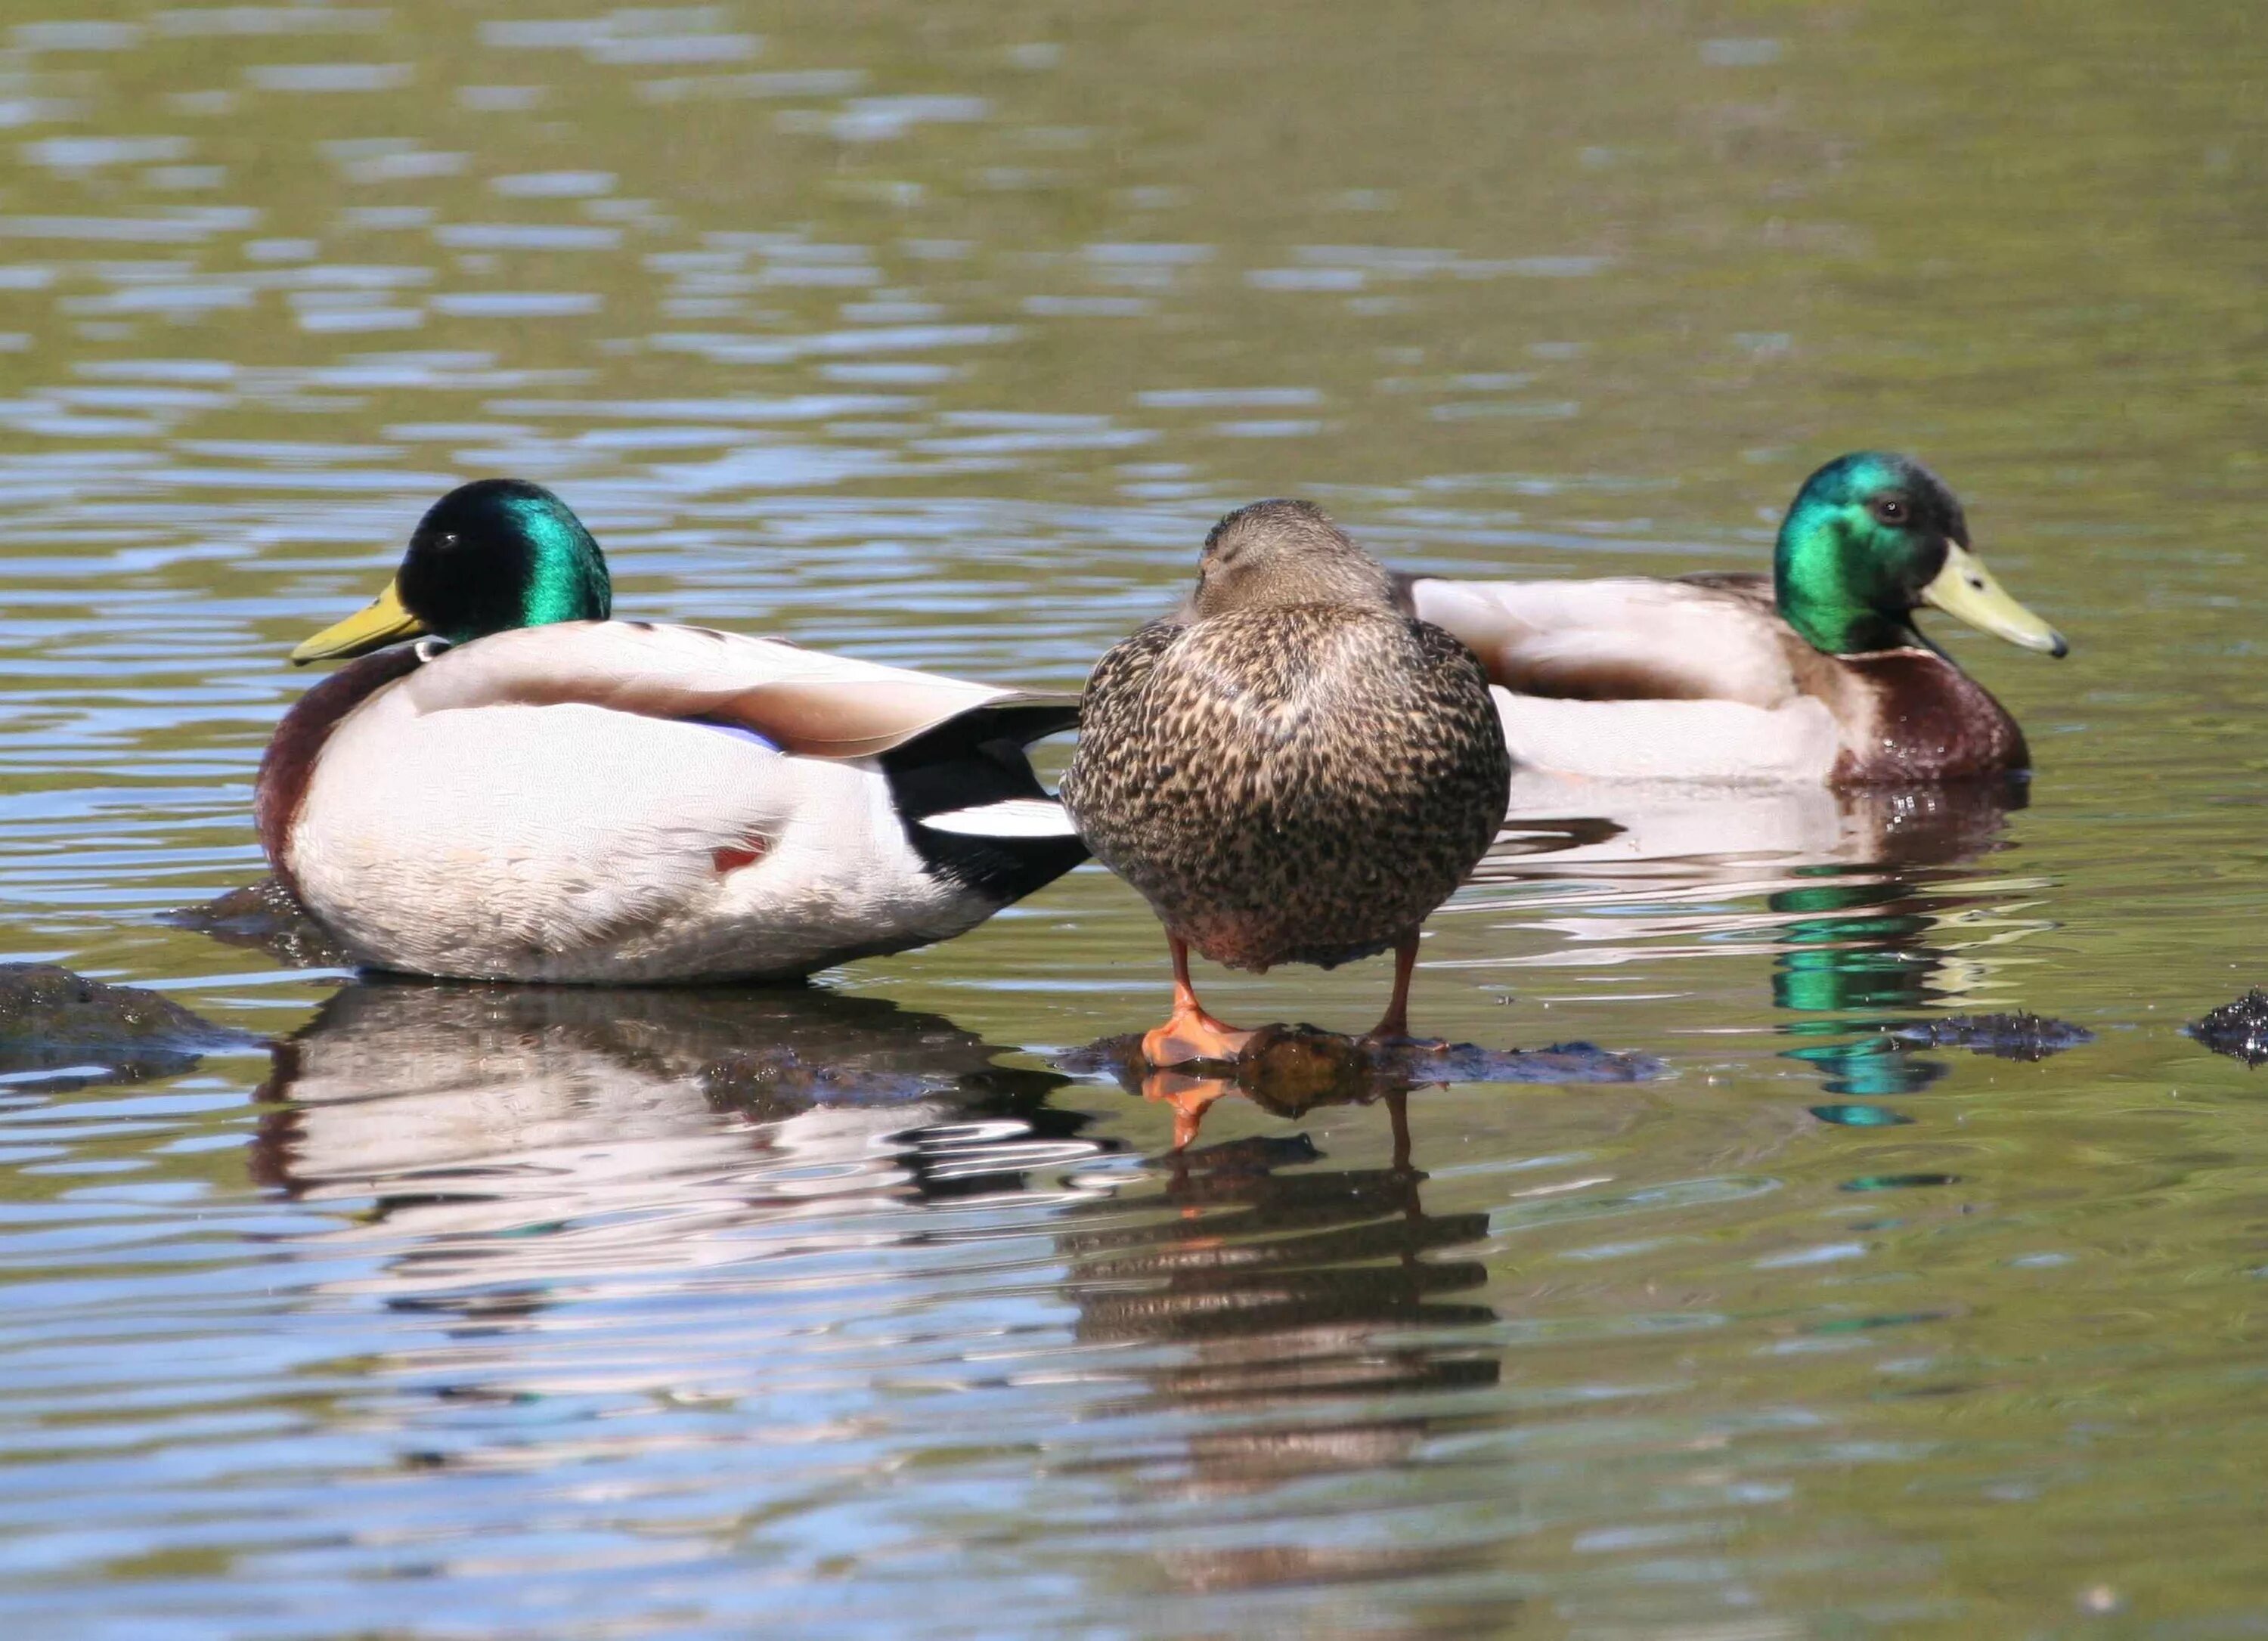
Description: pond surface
2,2,2266,1634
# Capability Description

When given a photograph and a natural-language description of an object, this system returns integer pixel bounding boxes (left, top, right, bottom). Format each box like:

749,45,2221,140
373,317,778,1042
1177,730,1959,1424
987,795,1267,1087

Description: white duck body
258,621,1084,983
1407,574,2028,788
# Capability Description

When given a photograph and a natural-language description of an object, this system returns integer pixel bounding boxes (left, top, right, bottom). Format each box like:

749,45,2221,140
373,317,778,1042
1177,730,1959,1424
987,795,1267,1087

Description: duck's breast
1829,650,2029,784
256,646,424,895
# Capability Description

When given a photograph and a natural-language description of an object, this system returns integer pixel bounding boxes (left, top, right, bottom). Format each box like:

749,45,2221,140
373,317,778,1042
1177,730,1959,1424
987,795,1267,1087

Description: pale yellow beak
290,577,427,664
1921,543,2068,658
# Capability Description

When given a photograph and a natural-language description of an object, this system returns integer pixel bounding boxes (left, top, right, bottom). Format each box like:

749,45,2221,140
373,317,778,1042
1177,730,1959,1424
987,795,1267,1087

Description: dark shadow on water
1885,1011,2095,1062
2185,988,2268,1067
163,875,355,971
0,961,262,1091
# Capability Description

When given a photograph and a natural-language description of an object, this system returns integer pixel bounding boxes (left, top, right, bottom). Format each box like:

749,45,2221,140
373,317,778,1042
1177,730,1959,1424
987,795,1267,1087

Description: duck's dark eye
1871,497,1908,525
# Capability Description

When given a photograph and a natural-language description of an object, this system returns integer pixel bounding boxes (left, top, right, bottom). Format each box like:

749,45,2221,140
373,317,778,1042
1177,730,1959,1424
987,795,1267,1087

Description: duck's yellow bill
1922,544,2068,658
290,577,427,664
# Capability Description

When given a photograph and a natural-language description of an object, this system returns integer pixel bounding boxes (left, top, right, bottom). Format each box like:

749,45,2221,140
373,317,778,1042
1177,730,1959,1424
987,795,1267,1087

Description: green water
1,2,2264,1634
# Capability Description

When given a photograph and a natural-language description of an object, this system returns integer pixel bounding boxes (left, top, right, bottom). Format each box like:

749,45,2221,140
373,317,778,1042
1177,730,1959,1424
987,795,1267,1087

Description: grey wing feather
1408,575,1800,710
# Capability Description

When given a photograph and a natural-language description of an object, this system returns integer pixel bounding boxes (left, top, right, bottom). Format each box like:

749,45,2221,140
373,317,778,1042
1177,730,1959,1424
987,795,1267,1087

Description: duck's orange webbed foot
1142,935,1258,1067
1141,1002,1256,1068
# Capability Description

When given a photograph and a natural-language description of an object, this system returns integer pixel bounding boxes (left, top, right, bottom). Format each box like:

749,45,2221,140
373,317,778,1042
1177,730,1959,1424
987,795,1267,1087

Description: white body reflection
256,982,1108,1299
1452,776,2060,1096
1483,771,2027,885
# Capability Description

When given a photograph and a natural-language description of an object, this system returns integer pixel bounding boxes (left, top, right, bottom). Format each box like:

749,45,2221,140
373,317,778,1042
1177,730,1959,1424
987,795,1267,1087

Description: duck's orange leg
1142,937,1257,1067
1362,933,1424,1045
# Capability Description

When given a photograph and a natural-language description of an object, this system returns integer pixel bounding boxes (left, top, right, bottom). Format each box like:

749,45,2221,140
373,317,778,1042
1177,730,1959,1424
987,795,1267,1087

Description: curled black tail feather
885,701,1089,906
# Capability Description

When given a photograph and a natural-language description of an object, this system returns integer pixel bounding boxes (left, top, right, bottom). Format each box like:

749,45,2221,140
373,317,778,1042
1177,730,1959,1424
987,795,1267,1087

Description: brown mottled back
1063,599,1510,972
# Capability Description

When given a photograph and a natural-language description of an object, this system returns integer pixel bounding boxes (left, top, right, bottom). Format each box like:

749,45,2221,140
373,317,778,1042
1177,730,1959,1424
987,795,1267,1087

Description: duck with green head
288,475,617,660
1403,453,2068,786
259,478,1087,983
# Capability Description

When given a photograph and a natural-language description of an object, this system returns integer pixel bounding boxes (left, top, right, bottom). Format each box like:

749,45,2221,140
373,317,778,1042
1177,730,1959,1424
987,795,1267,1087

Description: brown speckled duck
1061,500,1510,1067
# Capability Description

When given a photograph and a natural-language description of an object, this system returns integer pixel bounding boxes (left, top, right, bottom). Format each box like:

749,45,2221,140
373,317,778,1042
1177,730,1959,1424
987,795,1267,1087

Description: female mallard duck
1060,500,1510,1067
1404,453,2067,786
258,478,1086,983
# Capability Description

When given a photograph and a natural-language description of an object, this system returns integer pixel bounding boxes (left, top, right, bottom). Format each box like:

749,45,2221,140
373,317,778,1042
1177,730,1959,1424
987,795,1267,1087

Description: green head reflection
1771,877,1946,1098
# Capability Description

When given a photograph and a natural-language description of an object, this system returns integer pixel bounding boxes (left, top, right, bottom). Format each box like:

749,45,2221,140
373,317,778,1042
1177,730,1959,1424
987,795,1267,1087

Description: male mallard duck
1060,500,1510,1066
257,478,1086,983
1404,453,2067,785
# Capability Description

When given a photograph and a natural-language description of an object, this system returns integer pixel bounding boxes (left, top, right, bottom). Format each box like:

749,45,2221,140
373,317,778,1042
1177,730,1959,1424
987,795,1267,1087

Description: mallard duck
257,478,1086,983
1060,500,1510,1066
1404,453,2067,785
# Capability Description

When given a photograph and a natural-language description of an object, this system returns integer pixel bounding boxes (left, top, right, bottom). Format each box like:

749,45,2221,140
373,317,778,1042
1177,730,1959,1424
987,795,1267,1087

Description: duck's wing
401,621,1079,758
1408,576,1799,709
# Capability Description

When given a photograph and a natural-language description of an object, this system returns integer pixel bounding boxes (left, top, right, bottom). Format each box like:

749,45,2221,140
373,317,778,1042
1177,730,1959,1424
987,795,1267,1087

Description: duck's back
1064,605,1508,971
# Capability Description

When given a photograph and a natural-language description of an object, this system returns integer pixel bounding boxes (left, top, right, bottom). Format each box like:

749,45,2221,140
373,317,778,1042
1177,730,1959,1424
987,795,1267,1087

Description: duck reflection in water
1142,1059,1421,1165
1473,779,2064,1095
1057,1049,1500,1574
254,980,1111,1304
1069,1016,1659,1158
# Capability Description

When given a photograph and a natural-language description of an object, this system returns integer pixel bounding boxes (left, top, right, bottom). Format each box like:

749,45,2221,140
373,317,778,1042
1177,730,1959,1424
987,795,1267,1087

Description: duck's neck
1774,519,1919,656
513,539,611,630
1778,597,1922,657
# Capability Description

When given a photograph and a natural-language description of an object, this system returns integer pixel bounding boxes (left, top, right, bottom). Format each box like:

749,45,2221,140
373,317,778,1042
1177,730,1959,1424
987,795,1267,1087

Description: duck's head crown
1190,499,1397,619
399,477,613,643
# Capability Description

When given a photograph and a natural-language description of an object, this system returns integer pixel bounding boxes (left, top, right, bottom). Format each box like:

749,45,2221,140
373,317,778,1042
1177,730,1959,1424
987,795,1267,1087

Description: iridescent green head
290,478,612,663
1773,453,2066,660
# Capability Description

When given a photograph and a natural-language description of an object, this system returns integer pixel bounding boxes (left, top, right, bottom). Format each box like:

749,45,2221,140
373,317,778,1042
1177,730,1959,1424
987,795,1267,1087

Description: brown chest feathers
1830,649,2029,785
1062,605,1510,972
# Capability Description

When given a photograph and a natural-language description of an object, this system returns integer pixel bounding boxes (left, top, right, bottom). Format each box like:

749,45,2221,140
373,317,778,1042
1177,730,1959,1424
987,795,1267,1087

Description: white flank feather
920,797,1081,838
395,621,1036,759
1489,686,1840,785
1403,577,1854,785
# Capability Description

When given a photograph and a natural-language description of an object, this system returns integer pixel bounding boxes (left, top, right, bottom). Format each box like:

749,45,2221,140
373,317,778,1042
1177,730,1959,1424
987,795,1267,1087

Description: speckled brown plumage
1063,533,1509,976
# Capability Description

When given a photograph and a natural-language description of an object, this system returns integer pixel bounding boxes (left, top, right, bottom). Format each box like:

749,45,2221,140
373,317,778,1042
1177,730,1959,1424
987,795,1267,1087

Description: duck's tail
922,797,1082,838
884,697,1089,904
